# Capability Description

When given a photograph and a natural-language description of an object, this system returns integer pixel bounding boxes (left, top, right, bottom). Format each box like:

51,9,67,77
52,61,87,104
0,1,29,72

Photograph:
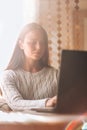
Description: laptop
31,50,87,114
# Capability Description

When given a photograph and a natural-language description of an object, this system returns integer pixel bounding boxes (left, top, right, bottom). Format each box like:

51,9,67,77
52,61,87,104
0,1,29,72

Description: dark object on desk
32,50,87,114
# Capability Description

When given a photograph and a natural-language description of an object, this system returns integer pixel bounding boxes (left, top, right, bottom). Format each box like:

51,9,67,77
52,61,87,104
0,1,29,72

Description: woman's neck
23,60,44,73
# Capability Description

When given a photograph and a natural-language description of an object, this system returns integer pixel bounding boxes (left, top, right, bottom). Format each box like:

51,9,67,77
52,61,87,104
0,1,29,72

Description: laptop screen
56,50,87,114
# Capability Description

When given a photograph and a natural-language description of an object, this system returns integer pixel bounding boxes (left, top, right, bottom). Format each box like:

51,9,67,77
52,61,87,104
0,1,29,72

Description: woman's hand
45,96,57,107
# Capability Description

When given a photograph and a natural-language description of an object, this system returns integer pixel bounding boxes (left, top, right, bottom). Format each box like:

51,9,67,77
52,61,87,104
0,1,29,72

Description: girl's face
19,30,46,62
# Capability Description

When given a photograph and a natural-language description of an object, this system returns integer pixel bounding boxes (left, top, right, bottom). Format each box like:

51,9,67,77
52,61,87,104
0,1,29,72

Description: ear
19,40,24,50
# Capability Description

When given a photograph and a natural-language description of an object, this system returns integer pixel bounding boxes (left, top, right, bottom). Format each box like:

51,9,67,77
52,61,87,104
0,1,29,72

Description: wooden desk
0,111,86,130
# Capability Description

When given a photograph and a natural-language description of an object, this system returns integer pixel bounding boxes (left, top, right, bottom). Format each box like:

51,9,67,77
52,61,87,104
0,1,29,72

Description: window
0,0,24,72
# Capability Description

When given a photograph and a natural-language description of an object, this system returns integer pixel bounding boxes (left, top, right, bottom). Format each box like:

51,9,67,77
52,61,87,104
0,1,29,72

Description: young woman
0,23,58,111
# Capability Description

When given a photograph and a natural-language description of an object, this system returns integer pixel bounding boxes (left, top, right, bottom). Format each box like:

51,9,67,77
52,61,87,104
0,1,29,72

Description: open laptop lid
55,49,87,114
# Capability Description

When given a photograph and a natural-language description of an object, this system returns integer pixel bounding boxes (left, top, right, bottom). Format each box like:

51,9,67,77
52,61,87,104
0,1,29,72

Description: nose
36,41,41,50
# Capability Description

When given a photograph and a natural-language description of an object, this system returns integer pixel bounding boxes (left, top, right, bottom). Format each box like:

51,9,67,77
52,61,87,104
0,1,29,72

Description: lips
33,53,40,56
33,51,41,55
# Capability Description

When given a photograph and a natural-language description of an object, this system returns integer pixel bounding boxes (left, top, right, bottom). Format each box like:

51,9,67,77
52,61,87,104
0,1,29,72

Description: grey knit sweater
0,67,58,111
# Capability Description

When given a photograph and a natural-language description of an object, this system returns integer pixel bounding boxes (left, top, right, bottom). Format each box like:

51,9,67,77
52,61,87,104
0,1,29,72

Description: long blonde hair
6,23,49,70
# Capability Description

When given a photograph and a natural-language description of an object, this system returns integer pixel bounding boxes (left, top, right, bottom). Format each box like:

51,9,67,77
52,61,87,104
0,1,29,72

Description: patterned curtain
23,0,80,69
36,0,76,69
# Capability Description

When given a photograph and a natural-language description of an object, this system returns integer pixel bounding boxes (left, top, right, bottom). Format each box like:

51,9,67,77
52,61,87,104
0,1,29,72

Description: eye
27,40,36,45
31,41,37,45
27,40,44,45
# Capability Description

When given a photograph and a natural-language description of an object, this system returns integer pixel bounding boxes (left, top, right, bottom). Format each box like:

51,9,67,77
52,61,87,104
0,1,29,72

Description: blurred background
0,0,87,71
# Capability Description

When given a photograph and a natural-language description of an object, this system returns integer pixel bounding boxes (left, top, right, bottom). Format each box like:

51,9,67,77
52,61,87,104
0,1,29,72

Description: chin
32,56,42,61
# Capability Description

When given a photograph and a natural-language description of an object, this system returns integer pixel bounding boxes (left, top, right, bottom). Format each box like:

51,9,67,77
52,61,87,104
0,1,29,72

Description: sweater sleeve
0,70,47,111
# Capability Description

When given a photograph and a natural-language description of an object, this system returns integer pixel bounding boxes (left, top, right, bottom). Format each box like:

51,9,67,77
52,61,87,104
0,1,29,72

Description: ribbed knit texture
0,67,58,111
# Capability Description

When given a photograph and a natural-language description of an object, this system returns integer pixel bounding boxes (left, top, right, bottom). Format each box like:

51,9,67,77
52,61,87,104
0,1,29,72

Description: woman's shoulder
1,69,16,75
44,66,59,80
46,66,58,71
45,66,59,75
0,69,17,80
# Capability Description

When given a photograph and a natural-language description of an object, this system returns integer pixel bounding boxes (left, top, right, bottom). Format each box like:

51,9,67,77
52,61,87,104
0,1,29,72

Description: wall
80,0,87,50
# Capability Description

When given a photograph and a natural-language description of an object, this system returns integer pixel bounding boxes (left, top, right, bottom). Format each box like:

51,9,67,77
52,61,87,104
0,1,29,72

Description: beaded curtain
36,0,78,69
24,0,80,69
